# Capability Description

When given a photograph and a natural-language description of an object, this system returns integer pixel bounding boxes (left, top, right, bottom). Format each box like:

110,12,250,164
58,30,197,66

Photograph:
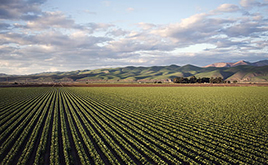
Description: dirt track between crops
69,83,268,87
1,83,268,87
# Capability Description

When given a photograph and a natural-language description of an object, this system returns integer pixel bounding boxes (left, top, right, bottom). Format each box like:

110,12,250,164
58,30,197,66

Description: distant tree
173,77,180,83
209,77,223,83
189,76,197,83
173,77,182,83
154,81,162,83
210,77,214,83
181,77,189,83
215,77,223,83
174,76,210,83
202,77,210,83
173,77,189,83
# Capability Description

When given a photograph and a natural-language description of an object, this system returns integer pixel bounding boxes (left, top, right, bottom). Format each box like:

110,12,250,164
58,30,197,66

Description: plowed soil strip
26,91,55,165
61,92,82,165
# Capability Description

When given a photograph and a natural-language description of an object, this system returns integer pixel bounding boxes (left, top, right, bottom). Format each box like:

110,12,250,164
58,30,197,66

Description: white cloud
0,0,45,20
151,14,233,45
180,13,209,28
1,0,268,74
240,0,268,8
240,0,259,8
137,22,156,30
106,28,129,36
215,4,240,12
26,11,75,30
222,21,268,37
86,23,114,32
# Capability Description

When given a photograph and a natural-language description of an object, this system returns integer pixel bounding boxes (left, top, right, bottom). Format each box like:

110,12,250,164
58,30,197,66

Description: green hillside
1,64,268,83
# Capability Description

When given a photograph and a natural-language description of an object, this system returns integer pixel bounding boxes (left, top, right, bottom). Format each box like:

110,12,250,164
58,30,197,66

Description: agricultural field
0,87,268,164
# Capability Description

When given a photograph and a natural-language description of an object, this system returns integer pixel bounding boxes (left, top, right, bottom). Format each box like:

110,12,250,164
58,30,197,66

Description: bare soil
1,82,268,88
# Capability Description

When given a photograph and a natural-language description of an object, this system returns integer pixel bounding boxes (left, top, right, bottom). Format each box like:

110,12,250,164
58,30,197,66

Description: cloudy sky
1,0,268,74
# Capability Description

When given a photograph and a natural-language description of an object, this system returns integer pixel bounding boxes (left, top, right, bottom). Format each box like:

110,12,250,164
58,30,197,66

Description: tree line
173,76,233,83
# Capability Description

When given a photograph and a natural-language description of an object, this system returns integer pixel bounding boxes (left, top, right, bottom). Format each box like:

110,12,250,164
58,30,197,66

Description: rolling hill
1,60,268,83
204,60,268,68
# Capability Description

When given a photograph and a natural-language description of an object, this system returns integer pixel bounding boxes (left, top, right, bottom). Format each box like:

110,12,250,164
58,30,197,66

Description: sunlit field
1,87,267,164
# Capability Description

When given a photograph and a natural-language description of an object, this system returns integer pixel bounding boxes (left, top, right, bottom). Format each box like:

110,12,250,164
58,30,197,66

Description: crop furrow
64,89,141,164
63,90,111,164
17,90,55,165
58,90,73,165
60,90,82,165
85,93,267,161
61,90,96,165
50,89,60,165
71,90,266,164
33,90,56,165
0,91,52,157
1,90,54,164
0,91,51,133
66,90,196,164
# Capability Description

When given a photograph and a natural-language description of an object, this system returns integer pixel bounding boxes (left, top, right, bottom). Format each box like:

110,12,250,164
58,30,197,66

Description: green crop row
1,90,54,164
0,87,267,165
34,91,56,165
68,87,268,164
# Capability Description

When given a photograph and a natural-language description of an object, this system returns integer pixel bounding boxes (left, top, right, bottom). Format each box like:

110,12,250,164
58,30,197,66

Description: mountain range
204,60,268,68
0,60,268,83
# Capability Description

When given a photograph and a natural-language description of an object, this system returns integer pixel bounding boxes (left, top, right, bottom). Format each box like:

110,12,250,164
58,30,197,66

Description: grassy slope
2,65,268,82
